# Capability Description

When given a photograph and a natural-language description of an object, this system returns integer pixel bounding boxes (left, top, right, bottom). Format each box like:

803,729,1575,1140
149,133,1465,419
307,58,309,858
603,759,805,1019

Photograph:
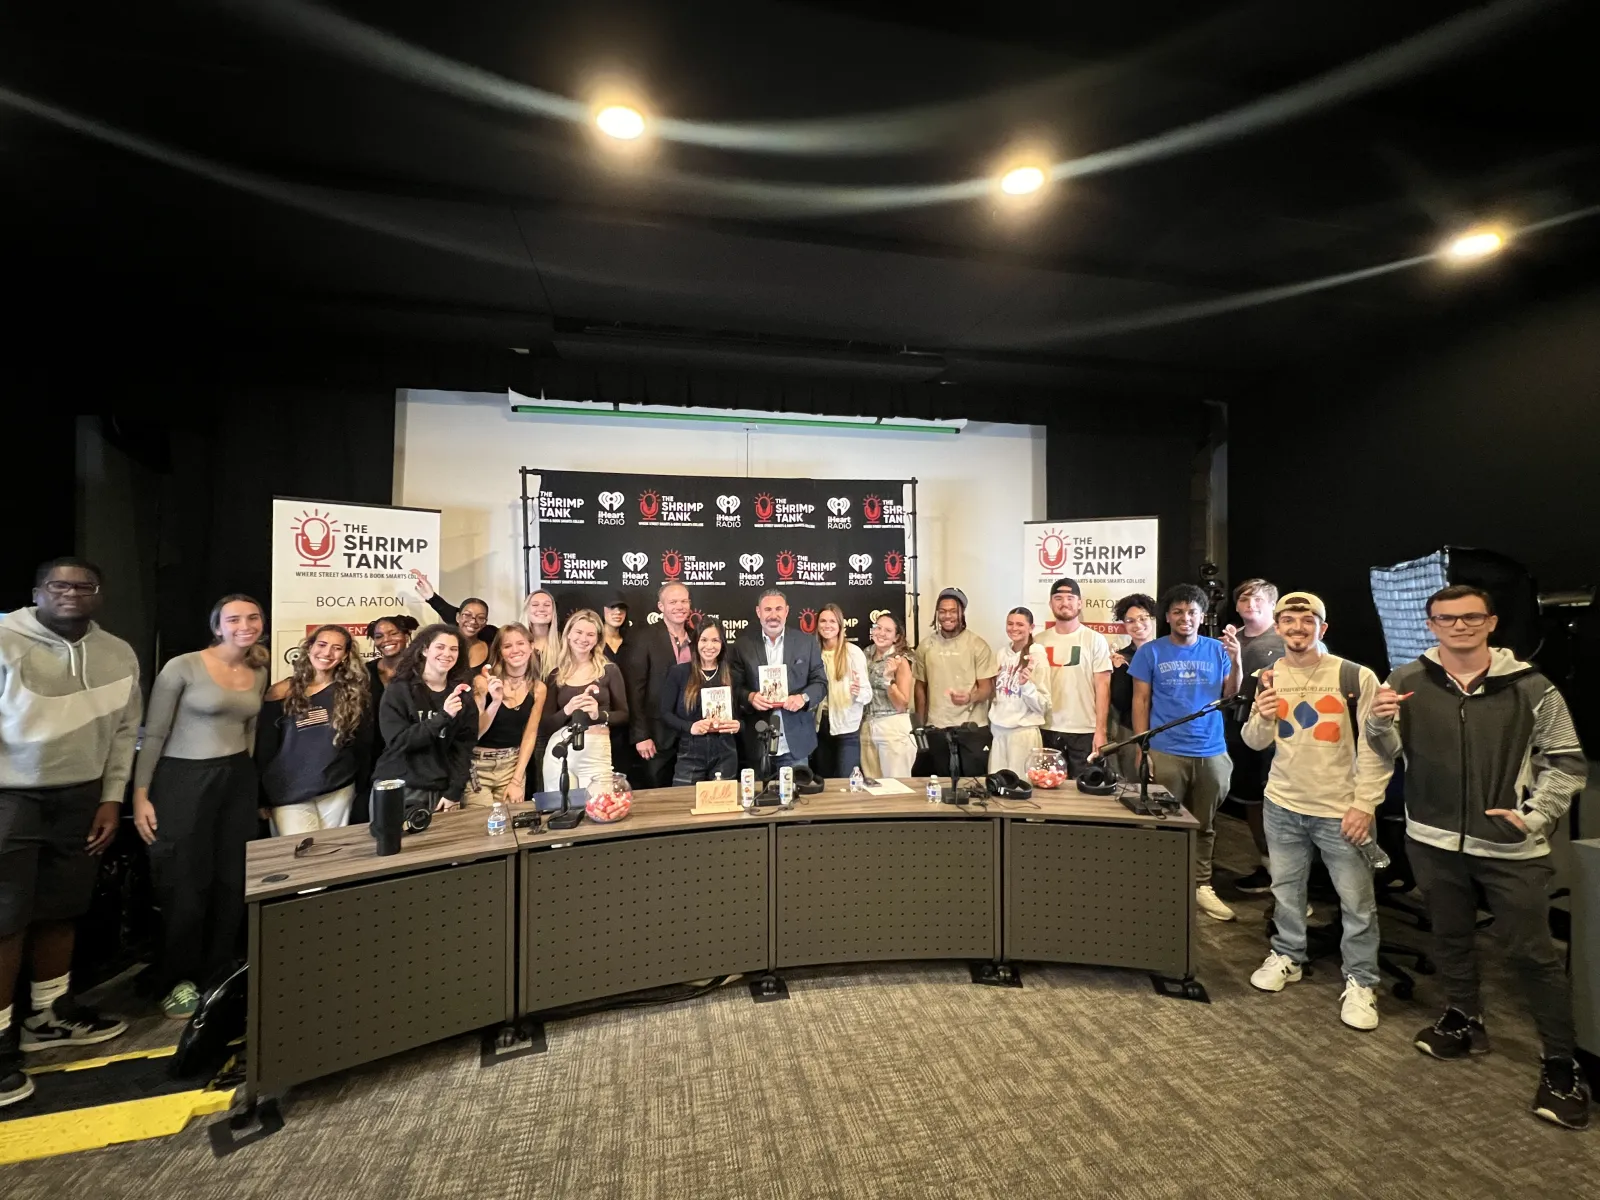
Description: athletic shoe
1195,885,1236,922
0,1027,34,1109
161,981,200,1020
1249,952,1302,992
1532,1057,1590,1130
1414,1007,1492,1059
19,996,129,1051
1234,866,1273,894
1340,979,1379,1031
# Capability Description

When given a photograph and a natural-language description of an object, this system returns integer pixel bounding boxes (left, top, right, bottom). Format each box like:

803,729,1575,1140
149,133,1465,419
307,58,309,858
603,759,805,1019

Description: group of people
0,557,1589,1129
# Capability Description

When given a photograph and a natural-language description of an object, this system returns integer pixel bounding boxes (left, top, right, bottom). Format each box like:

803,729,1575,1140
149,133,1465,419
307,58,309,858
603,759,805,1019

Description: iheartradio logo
717,495,740,514
622,552,648,572
827,497,849,516
849,553,871,572
598,491,624,511
739,553,763,573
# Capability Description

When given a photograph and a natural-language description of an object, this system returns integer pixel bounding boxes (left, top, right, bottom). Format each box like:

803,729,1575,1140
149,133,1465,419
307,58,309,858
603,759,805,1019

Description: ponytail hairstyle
683,619,731,711
819,603,851,681
208,592,270,669
285,625,369,744
1008,606,1037,670
872,611,910,661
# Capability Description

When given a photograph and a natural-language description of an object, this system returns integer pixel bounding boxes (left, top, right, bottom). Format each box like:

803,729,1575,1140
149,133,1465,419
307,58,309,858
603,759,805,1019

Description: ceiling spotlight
1443,227,1506,263
595,105,646,141
1000,165,1046,196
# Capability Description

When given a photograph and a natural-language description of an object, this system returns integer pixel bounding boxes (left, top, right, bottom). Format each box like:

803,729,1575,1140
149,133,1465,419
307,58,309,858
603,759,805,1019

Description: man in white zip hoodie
0,558,142,1108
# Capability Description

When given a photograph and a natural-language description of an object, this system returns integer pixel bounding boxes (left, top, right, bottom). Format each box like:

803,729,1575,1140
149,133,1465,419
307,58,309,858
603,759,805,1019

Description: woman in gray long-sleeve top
131,594,268,1020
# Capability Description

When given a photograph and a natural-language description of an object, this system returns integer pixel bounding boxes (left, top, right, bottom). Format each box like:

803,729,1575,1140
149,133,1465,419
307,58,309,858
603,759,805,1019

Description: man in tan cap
1242,591,1393,1032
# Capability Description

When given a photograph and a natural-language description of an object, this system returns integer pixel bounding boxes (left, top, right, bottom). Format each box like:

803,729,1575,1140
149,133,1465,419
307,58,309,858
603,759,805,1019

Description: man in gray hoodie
0,557,142,1108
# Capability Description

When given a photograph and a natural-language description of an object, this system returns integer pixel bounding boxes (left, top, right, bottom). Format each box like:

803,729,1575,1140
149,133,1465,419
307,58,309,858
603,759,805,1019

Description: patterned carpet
4,818,1596,1199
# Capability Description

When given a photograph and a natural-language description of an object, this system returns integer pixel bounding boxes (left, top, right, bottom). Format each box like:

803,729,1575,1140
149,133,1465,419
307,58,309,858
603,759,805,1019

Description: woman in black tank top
466,623,545,806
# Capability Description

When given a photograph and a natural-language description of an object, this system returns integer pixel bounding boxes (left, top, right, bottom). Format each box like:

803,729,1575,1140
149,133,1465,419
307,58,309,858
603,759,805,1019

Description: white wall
394,390,1046,640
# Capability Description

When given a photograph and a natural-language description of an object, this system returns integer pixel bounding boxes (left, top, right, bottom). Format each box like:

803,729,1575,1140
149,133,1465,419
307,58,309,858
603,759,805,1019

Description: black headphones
1075,762,1121,797
986,769,1034,799
790,764,826,795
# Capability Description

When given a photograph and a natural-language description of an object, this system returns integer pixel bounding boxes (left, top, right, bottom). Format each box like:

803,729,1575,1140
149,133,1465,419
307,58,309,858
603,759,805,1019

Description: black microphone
754,718,780,755
567,709,592,752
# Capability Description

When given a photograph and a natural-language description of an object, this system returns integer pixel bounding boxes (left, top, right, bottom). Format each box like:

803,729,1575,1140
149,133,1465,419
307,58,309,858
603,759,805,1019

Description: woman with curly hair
256,625,374,835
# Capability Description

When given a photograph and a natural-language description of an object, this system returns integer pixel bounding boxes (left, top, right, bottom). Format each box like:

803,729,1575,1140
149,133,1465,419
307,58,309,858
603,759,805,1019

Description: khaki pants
464,746,521,807
988,725,1042,775
269,785,356,835
860,712,916,778
1147,750,1231,886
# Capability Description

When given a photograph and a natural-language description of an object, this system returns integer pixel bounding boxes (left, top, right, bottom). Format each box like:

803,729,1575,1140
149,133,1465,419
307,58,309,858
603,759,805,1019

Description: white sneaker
1250,952,1303,992
1340,979,1380,1031
1196,885,1236,922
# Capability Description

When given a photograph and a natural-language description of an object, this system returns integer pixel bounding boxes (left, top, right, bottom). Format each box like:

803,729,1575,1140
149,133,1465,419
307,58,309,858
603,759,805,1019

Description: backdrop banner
1022,516,1159,637
526,470,911,643
270,498,440,681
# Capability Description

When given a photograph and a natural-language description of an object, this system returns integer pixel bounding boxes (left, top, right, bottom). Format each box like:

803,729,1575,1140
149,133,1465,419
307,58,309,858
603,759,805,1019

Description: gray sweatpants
1409,839,1575,1058
1147,750,1231,886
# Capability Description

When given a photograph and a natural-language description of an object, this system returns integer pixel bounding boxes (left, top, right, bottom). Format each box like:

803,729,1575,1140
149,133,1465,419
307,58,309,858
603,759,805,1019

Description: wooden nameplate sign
691,779,744,815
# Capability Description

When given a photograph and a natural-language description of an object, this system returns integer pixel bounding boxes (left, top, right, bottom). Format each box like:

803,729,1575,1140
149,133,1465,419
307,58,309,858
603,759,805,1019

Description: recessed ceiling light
1000,165,1046,196
1443,227,1506,262
595,105,646,140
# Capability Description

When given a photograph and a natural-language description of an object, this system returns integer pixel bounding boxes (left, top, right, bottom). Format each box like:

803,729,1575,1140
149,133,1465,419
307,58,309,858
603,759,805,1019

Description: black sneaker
19,996,129,1052
0,1027,35,1108
1532,1057,1591,1130
1234,866,1273,894
1413,1007,1492,1059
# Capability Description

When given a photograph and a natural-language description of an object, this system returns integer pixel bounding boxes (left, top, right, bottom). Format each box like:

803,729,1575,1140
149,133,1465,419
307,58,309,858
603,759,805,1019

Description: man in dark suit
622,582,694,789
731,588,828,771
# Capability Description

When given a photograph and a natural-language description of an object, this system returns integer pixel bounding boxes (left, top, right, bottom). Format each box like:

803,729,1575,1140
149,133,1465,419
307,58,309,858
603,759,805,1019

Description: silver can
778,766,795,807
740,769,756,809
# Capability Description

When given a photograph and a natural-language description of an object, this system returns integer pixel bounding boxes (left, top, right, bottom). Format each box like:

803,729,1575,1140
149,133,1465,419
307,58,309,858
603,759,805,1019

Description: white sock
0,1004,10,1034
30,972,70,1014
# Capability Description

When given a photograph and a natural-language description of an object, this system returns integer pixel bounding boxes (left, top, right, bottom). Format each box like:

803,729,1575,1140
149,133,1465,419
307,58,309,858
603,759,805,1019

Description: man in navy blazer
731,588,828,770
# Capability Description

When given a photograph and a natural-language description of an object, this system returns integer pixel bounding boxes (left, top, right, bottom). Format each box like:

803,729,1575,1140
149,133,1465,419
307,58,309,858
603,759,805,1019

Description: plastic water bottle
1357,836,1389,871
487,801,509,837
849,766,865,792
926,776,943,804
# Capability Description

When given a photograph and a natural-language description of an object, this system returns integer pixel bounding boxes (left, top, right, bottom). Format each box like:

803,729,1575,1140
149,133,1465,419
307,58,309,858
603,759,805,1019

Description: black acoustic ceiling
3,0,1596,397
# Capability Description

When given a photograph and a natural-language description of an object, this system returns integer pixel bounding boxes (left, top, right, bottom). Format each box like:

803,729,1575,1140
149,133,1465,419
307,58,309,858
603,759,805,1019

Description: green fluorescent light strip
510,404,960,434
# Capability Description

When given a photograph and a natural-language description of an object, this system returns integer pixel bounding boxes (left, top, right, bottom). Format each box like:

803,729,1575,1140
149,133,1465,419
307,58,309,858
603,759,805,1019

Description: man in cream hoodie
0,557,142,1108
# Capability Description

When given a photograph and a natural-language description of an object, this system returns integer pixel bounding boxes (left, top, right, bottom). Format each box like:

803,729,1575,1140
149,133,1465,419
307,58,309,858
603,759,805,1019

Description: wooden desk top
245,779,1197,900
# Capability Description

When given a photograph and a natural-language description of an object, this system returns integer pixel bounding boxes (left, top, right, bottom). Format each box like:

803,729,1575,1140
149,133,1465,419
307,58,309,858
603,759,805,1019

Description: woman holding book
659,619,741,785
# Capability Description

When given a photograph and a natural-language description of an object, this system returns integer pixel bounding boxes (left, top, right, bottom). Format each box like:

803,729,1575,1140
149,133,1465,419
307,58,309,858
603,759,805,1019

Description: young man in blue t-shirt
1131,583,1242,922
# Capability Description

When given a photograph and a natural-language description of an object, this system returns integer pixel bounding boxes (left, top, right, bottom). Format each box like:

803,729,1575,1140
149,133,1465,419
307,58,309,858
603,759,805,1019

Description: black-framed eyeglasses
43,581,100,596
293,837,342,859
1428,613,1491,628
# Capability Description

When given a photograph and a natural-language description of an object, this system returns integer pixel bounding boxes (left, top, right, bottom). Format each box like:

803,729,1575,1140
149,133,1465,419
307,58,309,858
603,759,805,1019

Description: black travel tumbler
369,778,405,856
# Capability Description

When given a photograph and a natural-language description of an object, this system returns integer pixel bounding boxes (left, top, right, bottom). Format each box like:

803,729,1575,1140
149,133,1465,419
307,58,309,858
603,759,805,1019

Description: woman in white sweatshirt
989,607,1051,774
814,604,873,779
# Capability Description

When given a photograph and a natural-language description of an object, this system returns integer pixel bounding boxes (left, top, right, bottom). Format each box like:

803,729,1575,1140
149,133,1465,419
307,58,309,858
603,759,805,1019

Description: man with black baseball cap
1036,578,1113,778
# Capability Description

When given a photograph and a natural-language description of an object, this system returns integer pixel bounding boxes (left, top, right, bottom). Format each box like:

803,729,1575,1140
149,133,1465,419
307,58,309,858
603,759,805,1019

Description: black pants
635,739,679,790
1040,730,1095,778
146,753,258,992
1409,840,1575,1057
671,735,738,786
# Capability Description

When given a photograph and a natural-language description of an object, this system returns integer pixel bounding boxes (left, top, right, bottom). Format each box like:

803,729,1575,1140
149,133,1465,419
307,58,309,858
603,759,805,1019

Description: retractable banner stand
270,498,441,682
1022,517,1159,636
525,470,913,643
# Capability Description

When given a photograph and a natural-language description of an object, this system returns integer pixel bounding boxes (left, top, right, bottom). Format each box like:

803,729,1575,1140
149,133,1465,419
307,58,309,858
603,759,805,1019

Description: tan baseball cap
1273,591,1326,620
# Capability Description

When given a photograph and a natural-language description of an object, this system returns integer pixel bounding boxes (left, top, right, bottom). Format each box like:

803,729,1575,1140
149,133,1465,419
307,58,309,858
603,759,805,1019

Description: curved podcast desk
242,782,1198,1103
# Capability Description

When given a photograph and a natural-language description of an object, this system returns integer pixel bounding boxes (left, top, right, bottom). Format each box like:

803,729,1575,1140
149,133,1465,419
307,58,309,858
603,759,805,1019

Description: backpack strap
1338,658,1362,753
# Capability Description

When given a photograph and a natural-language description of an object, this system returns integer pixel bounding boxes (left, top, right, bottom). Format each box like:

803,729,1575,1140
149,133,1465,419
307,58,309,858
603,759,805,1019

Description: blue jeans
1264,798,1380,988
816,728,862,779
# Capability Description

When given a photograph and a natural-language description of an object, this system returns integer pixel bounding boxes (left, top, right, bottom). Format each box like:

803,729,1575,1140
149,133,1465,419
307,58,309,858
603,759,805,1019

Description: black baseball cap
1050,578,1082,597
602,593,629,611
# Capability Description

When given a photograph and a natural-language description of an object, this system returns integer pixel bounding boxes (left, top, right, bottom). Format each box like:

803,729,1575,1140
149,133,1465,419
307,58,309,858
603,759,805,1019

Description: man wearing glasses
1367,584,1590,1129
0,559,142,1108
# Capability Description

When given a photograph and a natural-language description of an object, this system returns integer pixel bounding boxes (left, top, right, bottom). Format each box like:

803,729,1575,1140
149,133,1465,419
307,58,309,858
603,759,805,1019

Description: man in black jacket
731,589,828,772
623,582,694,789
1368,584,1589,1130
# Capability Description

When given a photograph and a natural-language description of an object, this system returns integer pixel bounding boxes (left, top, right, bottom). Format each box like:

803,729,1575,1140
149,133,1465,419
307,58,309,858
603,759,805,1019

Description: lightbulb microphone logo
540,548,562,579
1035,528,1071,572
883,550,904,580
754,492,775,522
660,549,683,581
292,508,341,567
862,494,883,524
639,490,661,520
775,550,797,580
688,608,704,630
798,608,818,634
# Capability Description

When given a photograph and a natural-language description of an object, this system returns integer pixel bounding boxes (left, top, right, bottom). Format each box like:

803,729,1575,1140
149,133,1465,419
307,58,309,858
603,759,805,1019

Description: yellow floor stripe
24,1045,178,1075
0,1087,236,1165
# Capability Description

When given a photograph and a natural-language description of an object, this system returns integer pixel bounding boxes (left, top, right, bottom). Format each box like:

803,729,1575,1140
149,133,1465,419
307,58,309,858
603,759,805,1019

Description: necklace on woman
700,667,718,681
